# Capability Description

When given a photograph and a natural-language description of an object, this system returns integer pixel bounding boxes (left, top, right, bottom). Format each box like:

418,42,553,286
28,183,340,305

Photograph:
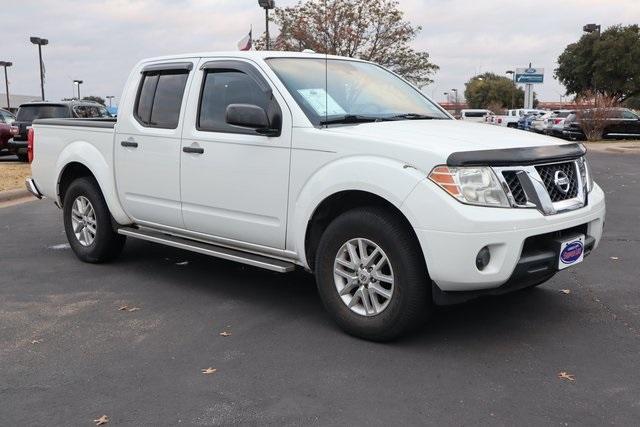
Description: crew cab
26,52,605,341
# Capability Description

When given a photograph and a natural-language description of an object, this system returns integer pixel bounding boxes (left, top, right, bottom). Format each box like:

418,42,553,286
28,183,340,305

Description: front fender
290,155,426,267
56,141,131,225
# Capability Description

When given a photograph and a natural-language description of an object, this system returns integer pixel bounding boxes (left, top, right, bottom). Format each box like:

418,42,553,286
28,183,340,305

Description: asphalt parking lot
1,150,639,425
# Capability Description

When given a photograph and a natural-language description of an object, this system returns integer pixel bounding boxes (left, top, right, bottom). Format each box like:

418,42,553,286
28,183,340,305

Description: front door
115,61,195,228
180,59,291,249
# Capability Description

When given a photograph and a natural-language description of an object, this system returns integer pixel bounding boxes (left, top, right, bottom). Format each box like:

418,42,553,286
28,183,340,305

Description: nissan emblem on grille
553,170,571,194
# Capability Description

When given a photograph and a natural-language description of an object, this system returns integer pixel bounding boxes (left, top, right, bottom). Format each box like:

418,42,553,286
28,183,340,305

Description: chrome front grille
502,171,528,205
495,157,588,215
535,162,579,202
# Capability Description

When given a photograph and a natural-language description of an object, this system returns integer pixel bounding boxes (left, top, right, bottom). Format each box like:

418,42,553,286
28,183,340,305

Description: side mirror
225,103,279,136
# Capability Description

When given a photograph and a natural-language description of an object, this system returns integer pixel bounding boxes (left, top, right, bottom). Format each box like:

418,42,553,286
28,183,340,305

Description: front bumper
403,180,606,293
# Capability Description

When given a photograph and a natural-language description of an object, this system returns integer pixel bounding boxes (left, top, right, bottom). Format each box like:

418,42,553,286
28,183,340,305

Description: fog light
476,246,491,271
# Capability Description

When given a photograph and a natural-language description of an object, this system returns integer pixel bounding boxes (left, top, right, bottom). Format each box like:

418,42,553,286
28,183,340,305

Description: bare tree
574,91,620,141
254,0,438,88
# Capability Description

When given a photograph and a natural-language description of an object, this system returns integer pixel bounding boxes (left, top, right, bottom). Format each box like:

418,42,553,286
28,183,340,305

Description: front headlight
428,165,510,207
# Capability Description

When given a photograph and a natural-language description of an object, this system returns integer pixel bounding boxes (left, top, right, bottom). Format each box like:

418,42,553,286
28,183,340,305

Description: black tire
315,207,431,341
17,153,28,162
63,177,126,263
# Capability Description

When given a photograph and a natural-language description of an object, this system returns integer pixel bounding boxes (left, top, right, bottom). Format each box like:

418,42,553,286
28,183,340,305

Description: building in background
0,93,41,113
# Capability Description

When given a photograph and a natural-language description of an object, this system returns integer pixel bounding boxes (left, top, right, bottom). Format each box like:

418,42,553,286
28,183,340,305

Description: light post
583,23,601,103
258,0,275,50
73,79,83,100
505,70,515,109
30,37,49,101
0,61,12,110
451,88,459,117
106,95,115,108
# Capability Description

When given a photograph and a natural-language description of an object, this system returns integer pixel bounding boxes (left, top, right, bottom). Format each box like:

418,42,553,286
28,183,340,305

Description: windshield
266,58,449,126
17,104,71,121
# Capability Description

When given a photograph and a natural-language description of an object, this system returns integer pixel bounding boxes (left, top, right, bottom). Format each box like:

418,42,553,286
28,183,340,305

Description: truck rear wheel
63,177,126,263
315,207,431,341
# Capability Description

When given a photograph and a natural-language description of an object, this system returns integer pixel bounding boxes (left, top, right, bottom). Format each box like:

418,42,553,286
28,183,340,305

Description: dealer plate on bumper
557,235,585,270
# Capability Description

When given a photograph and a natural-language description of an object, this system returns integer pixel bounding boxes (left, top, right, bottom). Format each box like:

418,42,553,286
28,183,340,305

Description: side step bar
117,228,295,273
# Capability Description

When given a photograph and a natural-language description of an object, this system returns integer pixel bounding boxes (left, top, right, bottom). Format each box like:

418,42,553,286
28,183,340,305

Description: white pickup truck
26,51,605,341
491,108,544,127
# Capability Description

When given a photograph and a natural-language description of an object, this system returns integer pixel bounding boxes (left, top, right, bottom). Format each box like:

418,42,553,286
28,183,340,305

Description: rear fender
56,141,131,224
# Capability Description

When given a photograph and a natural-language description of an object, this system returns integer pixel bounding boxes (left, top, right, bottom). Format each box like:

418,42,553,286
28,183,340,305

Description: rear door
179,59,292,249
114,61,195,228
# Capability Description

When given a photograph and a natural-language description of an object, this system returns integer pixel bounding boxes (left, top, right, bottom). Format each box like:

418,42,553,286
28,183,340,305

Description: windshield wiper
319,115,390,126
389,113,443,120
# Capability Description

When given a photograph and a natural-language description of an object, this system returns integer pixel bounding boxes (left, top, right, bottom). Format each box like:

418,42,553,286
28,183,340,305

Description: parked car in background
460,109,493,123
11,101,111,161
27,51,605,341
546,110,575,138
493,109,544,128
518,111,545,131
531,111,554,133
563,108,640,140
0,108,18,156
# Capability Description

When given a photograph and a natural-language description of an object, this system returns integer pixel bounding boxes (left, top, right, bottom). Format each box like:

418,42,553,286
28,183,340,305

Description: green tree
463,73,525,109
81,96,106,105
254,0,438,87
555,24,640,102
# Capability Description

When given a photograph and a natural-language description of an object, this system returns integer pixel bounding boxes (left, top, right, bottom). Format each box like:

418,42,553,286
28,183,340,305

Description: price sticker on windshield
297,88,346,117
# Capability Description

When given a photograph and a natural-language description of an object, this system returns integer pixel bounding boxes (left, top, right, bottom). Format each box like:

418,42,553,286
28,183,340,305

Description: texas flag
237,29,252,51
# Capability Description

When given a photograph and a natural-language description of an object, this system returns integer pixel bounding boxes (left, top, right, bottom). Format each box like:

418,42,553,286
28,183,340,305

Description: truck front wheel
63,177,126,263
315,207,431,341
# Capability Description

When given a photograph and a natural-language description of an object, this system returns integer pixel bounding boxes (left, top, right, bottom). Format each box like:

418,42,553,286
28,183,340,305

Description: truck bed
33,118,117,129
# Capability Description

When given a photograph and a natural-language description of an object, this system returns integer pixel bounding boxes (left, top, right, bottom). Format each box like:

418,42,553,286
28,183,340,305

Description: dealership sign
515,67,544,83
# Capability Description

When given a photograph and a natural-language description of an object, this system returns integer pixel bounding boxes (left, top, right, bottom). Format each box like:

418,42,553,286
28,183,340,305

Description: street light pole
106,96,115,108
0,61,12,110
451,88,459,117
583,23,601,103
506,70,515,109
30,37,49,101
73,80,83,100
258,0,275,50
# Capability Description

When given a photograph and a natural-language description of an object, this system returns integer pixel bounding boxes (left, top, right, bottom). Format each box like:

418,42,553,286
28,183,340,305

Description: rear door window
134,71,189,129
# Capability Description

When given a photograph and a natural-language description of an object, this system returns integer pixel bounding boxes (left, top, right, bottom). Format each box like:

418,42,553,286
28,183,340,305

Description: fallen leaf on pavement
176,261,189,266
118,305,140,312
127,307,140,312
118,305,129,311
202,367,217,375
558,371,575,381
219,331,232,337
559,289,571,294
610,256,619,260
93,415,109,425
31,339,43,344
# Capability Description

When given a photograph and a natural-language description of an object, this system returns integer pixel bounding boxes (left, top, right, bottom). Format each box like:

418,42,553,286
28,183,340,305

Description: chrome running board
117,227,295,273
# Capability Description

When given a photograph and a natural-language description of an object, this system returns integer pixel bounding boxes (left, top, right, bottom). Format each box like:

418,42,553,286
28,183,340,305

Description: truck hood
325,119,564,155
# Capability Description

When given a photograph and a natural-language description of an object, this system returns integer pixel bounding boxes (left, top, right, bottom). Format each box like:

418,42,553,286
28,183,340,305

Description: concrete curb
0,188,31,203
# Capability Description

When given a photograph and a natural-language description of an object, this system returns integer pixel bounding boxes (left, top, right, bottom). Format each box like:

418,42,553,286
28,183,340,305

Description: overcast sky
2,0,639,105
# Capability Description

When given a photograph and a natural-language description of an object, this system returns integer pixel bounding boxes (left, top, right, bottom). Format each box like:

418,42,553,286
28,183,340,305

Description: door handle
121,141,138,148
183,146,204,154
